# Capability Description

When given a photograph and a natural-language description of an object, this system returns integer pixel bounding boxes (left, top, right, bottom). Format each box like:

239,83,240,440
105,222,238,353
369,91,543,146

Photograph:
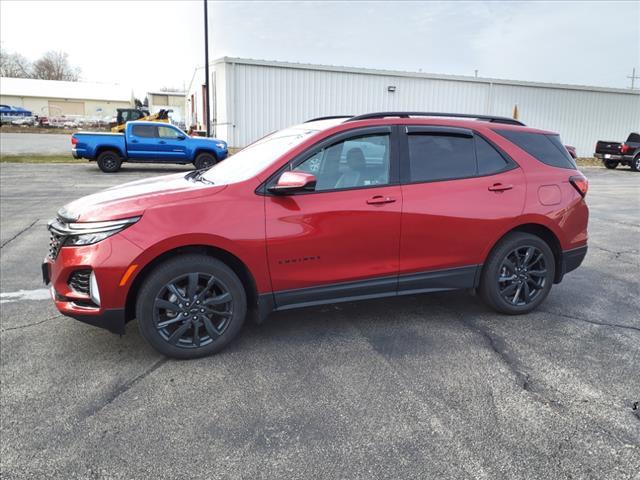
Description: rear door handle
367,195,396,205
130,139,139,143
158,140,166,144
488,183,513,192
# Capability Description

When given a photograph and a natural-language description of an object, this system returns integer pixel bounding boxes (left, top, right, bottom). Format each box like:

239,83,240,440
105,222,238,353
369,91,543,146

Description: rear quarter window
496,130,576,169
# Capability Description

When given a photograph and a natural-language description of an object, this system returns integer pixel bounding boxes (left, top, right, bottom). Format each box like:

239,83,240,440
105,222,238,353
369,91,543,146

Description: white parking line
0,289,51,304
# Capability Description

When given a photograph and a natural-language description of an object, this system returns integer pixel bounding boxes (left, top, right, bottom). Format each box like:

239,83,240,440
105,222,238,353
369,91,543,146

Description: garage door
48,100,85,116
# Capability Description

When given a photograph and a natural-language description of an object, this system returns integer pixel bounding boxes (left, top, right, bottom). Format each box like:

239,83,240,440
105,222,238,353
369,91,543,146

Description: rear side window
475,136,508,175
131,125,157,138
408,134,476,182
497,130,576,169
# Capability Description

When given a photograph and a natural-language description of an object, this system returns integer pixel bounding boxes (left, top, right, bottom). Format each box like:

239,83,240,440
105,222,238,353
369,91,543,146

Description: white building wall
211,58,639,155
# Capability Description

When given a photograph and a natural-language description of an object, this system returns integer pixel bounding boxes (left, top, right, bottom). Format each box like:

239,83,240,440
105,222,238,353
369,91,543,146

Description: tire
96,151,122,173
631,155,640,172
136,255,247,359
193,152,217,170
479,232,555,315
604,160,619,170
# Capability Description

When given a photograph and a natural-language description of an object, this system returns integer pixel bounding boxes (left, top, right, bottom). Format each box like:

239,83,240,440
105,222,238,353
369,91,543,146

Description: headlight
49,216,140,247
216,142,227,149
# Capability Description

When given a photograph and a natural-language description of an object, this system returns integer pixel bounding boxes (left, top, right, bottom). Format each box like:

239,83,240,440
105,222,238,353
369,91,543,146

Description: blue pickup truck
71,121,228,172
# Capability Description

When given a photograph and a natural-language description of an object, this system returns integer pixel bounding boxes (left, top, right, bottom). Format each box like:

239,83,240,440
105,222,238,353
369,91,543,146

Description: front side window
293,134,390,191
408,134,476,182
131,125,157,138
158,126,181,139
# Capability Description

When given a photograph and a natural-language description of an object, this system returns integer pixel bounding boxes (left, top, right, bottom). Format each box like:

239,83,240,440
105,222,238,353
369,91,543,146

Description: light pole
204,0,211,137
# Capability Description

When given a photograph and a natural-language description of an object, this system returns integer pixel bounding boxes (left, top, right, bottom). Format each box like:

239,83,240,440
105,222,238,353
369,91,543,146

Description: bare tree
0,48,32,78
32,51,80,81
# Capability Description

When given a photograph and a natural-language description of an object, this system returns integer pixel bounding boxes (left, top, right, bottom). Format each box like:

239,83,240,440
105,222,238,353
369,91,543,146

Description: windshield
201,126,320,184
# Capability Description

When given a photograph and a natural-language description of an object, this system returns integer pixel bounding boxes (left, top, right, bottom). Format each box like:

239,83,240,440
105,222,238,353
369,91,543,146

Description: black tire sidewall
97,151,122,173
480,232,556,315
632,156,640,172
136,255,247,359
604,160,618,169
194,153,216,170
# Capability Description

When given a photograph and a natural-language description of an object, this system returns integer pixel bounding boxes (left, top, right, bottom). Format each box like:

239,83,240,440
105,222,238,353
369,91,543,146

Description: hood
61,172,227,222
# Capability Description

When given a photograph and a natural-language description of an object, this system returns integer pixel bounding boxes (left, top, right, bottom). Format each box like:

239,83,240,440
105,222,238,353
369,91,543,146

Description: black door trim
271,264,481,311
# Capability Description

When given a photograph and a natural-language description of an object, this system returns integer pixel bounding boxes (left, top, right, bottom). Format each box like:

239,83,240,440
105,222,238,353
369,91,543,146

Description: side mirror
268,171,316,194
177,134,186,140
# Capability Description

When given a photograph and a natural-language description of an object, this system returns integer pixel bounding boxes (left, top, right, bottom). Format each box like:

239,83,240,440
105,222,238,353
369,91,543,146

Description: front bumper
43,233,143,335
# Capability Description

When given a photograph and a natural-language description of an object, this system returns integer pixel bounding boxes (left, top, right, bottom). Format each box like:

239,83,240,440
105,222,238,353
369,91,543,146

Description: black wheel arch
482,223,563,285
95,146,124,159
125,245,258,323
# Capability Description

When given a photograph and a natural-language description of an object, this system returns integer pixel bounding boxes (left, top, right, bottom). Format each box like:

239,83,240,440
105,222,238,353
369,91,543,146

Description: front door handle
488,183,513,192
158,140,167,144
130,139,139,143
367,195,396,205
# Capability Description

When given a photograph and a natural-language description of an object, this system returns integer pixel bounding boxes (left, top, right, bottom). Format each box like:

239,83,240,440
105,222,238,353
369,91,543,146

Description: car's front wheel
479,232,555,315
136,255,247,359
193,152,217,170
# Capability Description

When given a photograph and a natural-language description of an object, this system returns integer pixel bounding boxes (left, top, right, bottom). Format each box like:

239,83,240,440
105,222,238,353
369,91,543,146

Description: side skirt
256,265,481,320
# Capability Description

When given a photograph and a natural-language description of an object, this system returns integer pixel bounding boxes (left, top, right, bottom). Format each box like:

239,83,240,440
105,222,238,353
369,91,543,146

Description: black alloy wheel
153,272,233,349
479,232,555,315
497,246,547,307
97,151,122,173
136,255,247,358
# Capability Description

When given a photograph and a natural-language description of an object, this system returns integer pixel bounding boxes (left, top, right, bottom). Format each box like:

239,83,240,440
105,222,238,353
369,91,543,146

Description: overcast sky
1,0,638,97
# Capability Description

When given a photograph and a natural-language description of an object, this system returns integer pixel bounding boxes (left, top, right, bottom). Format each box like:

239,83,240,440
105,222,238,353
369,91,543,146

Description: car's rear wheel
97,151,122,173
136,255,247,359
631,155,640,172
604,160,619,169
193,152,217,170
479,232,555,315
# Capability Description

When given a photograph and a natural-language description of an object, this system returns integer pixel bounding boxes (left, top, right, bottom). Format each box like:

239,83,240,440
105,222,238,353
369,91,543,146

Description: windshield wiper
185,170,214,185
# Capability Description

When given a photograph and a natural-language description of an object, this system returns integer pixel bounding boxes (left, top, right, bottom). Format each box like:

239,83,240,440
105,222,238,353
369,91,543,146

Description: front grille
68,269,91,295
49,230,67,260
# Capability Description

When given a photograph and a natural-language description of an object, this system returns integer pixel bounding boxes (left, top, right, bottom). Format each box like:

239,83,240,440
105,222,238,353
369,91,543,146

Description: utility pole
203,0,211,137
628,67,640,90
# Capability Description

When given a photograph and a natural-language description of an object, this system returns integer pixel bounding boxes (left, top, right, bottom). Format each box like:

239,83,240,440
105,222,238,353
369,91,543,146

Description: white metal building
0,77,133,120
186,57,640,155
147,90,186,128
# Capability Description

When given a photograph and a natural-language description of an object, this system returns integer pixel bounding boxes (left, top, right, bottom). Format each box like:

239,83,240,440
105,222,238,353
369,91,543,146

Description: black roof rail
346,111,525,126
304,115,354,123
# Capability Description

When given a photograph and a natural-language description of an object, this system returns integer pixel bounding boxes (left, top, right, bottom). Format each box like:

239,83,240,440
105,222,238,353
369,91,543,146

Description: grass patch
0,154,82,164
576,157,601,167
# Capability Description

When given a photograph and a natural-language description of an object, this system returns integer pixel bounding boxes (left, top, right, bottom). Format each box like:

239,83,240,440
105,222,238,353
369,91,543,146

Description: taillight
569,175,588,198
620,143,629,154
71,136,78,146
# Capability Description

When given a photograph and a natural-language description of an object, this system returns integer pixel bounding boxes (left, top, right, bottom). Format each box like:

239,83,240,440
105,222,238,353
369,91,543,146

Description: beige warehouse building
0,77,133,119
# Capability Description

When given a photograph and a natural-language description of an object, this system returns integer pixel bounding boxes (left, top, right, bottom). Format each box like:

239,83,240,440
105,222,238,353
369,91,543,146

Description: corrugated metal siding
217,60,640,156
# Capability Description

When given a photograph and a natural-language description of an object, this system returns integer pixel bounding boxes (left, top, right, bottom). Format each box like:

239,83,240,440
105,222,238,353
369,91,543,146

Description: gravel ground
0,132,72,156
0,163,638,479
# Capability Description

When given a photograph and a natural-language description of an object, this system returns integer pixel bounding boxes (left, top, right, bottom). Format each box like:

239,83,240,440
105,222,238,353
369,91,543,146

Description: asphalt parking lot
0,132,70,156
1,162,638,479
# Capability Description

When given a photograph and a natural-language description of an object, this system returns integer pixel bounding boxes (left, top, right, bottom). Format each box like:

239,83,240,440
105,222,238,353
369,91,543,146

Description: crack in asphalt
540,309,640,333
0,218,39,249
80,358,168,421
0,314,61,333
591,245,639,260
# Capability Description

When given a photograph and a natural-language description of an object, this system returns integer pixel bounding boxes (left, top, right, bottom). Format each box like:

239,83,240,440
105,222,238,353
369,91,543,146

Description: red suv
44,112,589,359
